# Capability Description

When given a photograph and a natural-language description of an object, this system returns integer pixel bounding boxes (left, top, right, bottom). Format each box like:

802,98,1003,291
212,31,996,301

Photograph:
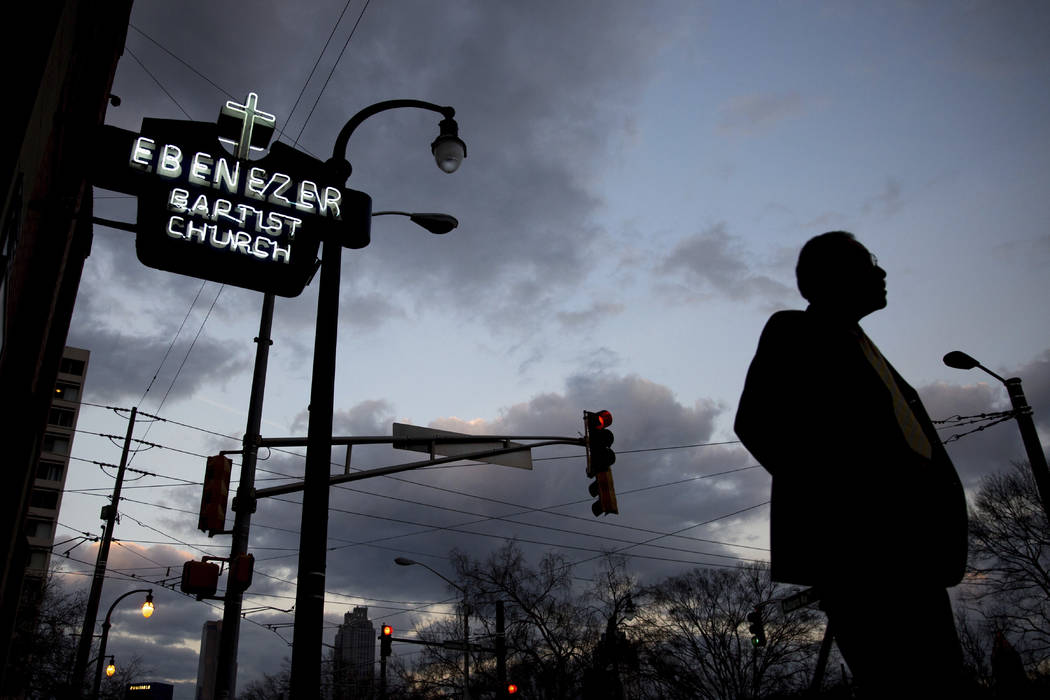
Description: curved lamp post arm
395,557,469,700
93,589,152,699
328,100,463,182
395,557,463,594
103,588,153,625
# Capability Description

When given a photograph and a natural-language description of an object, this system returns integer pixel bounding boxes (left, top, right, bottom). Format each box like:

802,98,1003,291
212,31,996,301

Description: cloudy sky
58,1,1049,695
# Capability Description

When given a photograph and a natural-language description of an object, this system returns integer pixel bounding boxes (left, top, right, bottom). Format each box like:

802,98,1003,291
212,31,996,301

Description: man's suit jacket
734,308,967,588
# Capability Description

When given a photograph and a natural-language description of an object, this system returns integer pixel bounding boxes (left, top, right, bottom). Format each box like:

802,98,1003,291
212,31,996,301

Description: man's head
796,231,887,321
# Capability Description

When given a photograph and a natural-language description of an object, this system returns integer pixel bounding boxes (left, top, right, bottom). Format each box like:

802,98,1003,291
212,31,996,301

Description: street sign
780,587,821,614
392,423,533,469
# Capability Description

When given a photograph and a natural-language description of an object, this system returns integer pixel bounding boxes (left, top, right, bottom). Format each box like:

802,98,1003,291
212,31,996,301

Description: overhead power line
125,47,194,119
70,403,767,560
128,23,237,100
277,0,356,144
292,0,373,147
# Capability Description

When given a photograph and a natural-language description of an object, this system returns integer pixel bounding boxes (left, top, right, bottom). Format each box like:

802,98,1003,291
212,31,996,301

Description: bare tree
238,657,291,700
582,554,643,699
7,568,88,698
399,541,597,699
97,654,153,700
635,564,823,700
967,461,1050,668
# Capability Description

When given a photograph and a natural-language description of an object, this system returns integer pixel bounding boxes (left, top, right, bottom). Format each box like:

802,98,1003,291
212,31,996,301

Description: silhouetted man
734,231,968,696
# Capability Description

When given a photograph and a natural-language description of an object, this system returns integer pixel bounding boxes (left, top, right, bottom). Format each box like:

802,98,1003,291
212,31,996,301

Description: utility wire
136,283,208,406
149,283,225,419
70,402,766,551
125,47,194,119
293,0,373,147
277,0,355,144
128,23,237,100
69,420,769,558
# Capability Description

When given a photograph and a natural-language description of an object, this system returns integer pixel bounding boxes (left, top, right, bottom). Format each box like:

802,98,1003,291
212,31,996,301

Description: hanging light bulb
431,117,467,173
141,592,154,618
106,658,116,678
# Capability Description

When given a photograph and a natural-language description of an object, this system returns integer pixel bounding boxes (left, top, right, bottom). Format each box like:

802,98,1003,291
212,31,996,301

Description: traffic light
584,410,617,516
198,454,232,534
380,624,393,657
506,682,518,694
180,560,220,598
230,553,255,592
747,607,766,647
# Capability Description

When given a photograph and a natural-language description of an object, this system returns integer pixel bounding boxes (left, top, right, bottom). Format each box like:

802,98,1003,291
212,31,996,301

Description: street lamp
327,99,466,181
373,211,459,234
395,557,471,700
944,350,1050,523
287,101,466,700
92,589,153,699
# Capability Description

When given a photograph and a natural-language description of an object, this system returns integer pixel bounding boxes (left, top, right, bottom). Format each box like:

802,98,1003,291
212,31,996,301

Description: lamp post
92,589,153,699
287,101,465,700
944,350,1050,523
395,557,470,700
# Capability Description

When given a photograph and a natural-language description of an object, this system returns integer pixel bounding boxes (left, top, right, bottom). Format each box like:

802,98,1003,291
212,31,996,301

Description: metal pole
72,407,137,697
809,623,834,694
463,596,470,700
380,651,388,700
496,601,506,698
215,292,275,700
289,240,342,698
92,621,111,699
1004,378,1050,524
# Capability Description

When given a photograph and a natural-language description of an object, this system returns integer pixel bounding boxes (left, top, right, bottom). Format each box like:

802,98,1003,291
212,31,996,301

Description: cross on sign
219,92,276,159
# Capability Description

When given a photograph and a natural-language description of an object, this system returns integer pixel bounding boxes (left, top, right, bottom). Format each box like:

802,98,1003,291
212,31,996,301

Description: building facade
25,346,89,579
333,607,376,700
196,619,233,700
0,3,133,691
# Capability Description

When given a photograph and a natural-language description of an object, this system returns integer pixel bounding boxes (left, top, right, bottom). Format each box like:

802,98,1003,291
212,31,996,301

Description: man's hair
796,230,857,301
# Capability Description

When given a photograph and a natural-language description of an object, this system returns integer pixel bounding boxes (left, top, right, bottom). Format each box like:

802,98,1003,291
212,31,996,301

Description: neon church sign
95,93,371,296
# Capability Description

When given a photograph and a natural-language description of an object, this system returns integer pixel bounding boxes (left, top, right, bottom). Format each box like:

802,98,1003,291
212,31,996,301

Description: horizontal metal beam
253,438,583,499
257,433,584,448
387,637,496,654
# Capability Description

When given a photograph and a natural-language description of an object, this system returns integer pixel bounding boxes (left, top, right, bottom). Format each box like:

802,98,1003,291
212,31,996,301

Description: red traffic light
382,624,393,636
507,683,519,694
588,407,613,430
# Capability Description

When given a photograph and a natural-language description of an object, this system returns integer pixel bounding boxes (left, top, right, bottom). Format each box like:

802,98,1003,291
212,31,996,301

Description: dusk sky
59,2,1049,696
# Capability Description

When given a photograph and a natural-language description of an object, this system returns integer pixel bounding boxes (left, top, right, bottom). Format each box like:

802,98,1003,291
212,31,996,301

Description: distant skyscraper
333,607,376,699
25,346,90,580
196,620,232,700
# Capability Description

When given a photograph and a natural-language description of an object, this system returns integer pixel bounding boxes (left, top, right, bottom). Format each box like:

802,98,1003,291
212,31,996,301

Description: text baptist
129,137,343,219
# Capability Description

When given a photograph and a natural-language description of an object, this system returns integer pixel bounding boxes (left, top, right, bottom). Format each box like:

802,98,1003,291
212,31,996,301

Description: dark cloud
658,223,793,304
67,320,250,406
59,365,770,695
108,1,673,339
